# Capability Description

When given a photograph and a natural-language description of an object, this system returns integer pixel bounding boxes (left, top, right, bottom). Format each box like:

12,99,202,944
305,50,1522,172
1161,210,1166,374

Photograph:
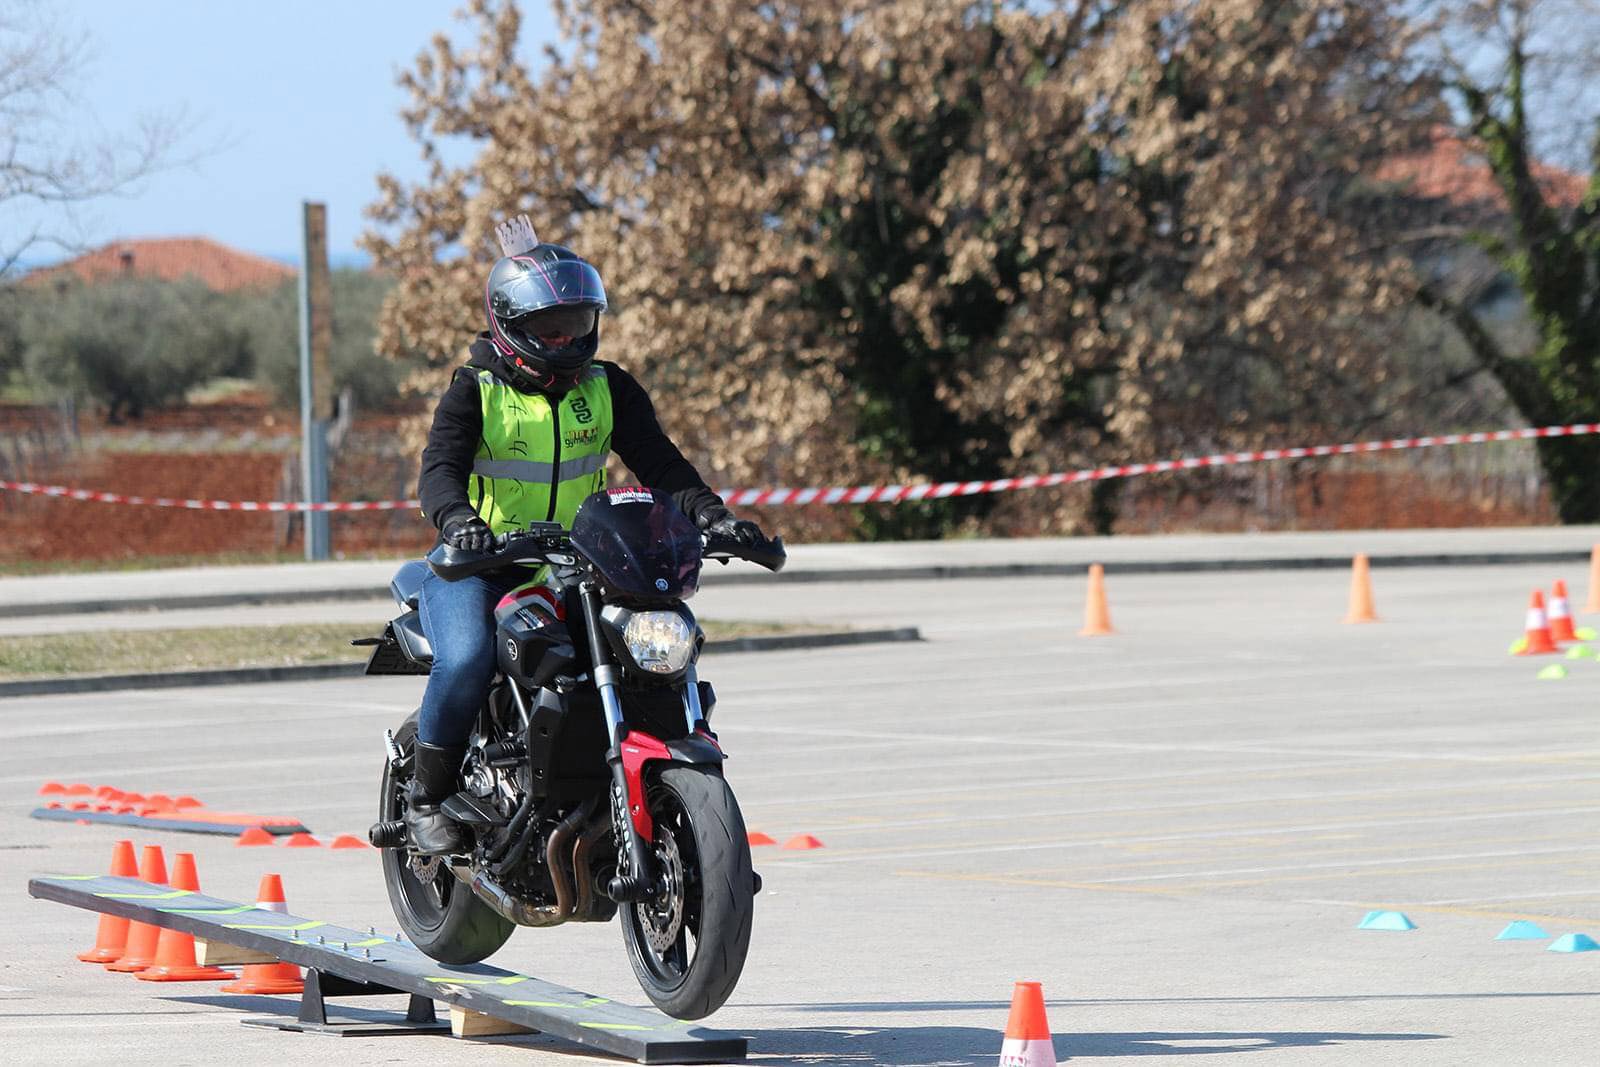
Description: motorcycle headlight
623,610,696,674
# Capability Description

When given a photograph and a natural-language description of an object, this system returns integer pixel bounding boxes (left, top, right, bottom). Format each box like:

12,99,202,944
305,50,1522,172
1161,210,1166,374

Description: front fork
578,581,659,903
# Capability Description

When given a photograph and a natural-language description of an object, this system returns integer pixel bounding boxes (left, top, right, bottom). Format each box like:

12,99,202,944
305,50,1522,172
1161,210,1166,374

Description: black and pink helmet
485,244,607,394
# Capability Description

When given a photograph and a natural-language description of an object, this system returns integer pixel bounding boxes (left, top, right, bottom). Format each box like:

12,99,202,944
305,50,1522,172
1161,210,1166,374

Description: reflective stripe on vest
469,366,613,534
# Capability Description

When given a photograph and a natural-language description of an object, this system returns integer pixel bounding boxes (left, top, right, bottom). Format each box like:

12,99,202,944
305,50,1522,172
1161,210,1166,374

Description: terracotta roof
1377,127,1588,214
23,237,295,292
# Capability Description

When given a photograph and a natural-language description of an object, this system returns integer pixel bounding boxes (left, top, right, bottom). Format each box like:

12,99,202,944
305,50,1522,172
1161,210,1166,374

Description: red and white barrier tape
3,423,1595,512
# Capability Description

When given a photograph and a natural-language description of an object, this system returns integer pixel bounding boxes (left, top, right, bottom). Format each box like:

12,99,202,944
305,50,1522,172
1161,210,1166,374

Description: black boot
405,741,469,855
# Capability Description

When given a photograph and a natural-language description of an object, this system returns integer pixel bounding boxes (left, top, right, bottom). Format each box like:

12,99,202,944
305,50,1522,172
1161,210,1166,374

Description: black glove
698,505,765,547
443,514,494,553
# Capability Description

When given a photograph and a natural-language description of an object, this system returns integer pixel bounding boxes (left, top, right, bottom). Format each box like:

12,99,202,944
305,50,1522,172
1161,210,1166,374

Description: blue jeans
416,569,522,747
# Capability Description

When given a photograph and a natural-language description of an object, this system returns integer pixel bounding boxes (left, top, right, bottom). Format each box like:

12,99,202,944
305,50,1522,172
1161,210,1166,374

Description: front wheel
620,764,754,1019
379,713,514,964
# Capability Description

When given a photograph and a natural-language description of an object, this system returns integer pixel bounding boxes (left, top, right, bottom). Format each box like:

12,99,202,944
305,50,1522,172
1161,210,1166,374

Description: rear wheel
380,713,513,964
620,764,754,1019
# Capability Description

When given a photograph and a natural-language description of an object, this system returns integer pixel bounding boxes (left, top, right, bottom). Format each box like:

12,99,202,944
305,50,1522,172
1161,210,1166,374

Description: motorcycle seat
390,559,430,610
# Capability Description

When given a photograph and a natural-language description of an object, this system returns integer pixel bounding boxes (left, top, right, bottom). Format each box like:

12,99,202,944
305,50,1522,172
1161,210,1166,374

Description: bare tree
1409,0,1600,520
0,1,188,275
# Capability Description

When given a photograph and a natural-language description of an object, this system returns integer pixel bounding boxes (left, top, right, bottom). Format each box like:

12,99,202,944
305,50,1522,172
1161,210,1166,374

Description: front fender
618,730,723,840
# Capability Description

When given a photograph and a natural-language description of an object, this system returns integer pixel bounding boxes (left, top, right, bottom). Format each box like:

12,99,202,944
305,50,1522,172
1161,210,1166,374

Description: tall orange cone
1342,554,1378,623
1548,579,1578,643
1516,590,1560,656
220,874,303,994
105,846,168,972
77,839,137,963
136,853,232,981
1079,564,1114,636
998,981,1056,1067
1587,545,1600,613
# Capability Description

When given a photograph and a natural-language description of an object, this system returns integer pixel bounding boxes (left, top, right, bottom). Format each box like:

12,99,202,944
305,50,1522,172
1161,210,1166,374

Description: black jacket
418,336,725,532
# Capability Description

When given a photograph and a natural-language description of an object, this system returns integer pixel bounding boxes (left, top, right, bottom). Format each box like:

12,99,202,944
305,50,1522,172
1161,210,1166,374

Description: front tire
620,764,754,1019
380,713,514,964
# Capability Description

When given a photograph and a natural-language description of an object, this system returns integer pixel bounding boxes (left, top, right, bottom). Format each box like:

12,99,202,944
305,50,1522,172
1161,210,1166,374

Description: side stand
241,967,449,1037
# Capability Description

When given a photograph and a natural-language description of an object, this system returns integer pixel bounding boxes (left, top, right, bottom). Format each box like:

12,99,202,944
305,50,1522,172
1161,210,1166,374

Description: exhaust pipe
452,799,594,927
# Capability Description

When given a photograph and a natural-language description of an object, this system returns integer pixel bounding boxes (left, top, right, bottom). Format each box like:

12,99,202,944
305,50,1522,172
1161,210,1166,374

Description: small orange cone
746,832,777,847
39,782,66,796
136,854,232,981
1078,563,1114,636
1517,590,1560,655
283,832,320,848
220,875,303,995
1548,579,1577,643
235,827,275,846
105,846,168,972
77,840,138,963
998,980,1056,1066
328,834,368,850
1587,545,1600,613
782,834,824,850
1342,554,1379,623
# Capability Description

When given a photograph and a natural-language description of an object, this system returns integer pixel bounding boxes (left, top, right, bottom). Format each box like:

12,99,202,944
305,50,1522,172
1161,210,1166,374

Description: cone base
1078,625,1114,636
136,964,234,982
222,975,304,995
105,956,157,973
77,947,125,963
1516,640,1560,655
1342,613,1378,624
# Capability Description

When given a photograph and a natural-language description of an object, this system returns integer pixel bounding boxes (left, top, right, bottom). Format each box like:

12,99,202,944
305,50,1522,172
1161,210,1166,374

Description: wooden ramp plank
30,874,745,1064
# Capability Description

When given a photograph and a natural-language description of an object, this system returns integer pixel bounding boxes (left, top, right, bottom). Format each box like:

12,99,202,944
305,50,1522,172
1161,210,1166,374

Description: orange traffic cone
1548,579,1578,643
998,980,1056,1066
1587,545,1600,613
220,874,303,994
1342,554,1378,623
105,846,168,972
77,840,138,963
136,854,232,981
1516,590,1560,656
1079,564,1114,636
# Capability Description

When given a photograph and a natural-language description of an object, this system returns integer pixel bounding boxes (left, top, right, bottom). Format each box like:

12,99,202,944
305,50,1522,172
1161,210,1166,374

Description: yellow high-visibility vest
469,366,613,533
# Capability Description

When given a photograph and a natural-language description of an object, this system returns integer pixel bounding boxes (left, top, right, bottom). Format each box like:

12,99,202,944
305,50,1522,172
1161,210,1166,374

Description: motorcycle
361,487,785,1019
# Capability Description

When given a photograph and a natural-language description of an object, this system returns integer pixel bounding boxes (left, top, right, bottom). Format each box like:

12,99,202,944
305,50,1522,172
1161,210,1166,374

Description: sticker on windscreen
606,488,655,505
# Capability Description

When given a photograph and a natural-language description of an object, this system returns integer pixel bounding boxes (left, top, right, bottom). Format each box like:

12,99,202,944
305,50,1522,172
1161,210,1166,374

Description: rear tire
380,713,514,964
620,764,754,1019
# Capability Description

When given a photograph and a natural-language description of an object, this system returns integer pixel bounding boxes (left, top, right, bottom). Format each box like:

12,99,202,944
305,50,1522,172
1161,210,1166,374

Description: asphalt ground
3,562,1597,1065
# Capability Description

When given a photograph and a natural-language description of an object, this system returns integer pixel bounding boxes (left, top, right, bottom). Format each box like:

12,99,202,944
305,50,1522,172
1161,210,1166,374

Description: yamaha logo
655,578,669,592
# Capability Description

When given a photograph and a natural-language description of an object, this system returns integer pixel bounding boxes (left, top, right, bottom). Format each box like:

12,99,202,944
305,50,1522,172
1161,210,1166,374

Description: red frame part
618,730,723,842
619,733,672,841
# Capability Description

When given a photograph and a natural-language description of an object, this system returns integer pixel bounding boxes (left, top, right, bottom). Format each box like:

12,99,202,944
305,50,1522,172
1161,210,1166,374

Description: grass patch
0,619,831,679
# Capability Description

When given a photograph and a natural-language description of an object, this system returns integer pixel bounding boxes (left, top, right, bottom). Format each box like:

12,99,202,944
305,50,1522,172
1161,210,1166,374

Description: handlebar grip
704,534,787,572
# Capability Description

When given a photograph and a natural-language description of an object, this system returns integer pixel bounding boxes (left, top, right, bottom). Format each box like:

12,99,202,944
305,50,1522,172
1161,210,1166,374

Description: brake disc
408,853,443,885
641,828,685,954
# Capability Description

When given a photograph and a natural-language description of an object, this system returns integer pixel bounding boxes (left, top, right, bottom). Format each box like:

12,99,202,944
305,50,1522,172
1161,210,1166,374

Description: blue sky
17,1,559,265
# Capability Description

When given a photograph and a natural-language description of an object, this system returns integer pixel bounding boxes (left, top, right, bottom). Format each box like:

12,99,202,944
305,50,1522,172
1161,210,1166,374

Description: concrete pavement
3,560,1598,1064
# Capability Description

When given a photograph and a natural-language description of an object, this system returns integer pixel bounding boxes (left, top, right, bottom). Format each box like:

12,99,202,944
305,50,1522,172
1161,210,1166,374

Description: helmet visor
512,305,599,341
495,258,607,319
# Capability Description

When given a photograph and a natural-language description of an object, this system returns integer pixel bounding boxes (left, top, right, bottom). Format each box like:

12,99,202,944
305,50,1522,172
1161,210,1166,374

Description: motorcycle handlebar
429,526,786,581
426,527,572,581
703,533,788,573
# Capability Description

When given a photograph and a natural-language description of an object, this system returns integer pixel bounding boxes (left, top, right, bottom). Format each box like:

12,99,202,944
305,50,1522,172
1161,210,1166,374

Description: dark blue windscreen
570,489,702,600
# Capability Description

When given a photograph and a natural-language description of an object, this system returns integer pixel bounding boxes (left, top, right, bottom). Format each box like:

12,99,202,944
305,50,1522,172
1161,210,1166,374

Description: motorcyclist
410,233,765,854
